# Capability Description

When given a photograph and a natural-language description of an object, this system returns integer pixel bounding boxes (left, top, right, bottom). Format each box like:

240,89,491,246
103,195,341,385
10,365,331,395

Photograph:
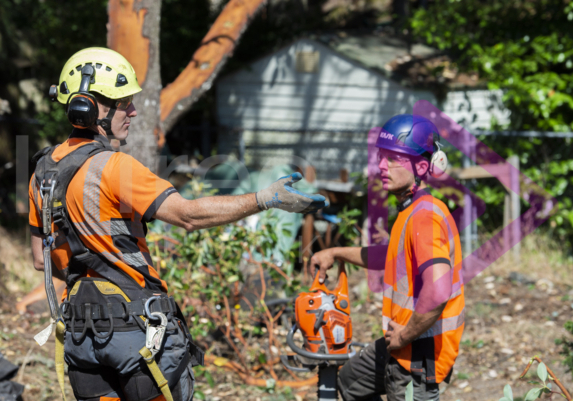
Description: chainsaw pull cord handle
310,261,348,293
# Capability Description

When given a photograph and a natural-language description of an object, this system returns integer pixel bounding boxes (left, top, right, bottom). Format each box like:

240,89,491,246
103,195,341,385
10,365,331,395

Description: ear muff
65,65,98,129
429,142,448,177
67,94,99,128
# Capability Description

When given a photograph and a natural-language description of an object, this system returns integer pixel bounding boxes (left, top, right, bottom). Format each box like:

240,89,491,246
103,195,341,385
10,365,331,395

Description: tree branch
159,0,267,133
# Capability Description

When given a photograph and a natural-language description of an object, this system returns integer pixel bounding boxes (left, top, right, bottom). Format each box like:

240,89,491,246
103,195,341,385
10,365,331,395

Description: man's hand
256,173,327,213
385,320,407,352
310,249,336,284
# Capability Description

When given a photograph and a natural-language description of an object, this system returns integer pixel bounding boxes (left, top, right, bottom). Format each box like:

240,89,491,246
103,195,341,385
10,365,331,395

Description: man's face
377,149,417,193
97,96,137,140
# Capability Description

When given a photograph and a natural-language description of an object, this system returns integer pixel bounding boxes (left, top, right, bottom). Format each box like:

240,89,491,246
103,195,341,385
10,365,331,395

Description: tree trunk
108,0,161,170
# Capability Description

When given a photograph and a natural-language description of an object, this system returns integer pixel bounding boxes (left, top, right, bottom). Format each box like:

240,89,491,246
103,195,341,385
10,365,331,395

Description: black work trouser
337,338,440,401
64,319,194,401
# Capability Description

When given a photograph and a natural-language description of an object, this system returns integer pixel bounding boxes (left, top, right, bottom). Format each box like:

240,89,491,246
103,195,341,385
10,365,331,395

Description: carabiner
144,295,162,321
144,311,168,360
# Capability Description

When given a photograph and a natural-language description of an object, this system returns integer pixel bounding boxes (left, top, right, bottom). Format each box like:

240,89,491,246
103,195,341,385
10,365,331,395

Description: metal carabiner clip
144,295,162,322
144,311,168,360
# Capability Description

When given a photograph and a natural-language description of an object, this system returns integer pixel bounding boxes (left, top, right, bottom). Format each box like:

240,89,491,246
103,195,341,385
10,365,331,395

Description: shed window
296,51,319,73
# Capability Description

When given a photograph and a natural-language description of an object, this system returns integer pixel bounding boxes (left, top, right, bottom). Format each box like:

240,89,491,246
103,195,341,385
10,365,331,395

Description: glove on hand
256,173,328,213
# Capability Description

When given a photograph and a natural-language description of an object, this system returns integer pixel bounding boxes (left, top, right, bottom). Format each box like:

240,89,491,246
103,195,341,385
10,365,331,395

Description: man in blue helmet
311,114,464,401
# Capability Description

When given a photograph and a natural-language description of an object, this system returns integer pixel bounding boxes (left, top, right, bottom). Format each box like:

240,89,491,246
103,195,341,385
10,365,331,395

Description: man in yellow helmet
29,47,327,401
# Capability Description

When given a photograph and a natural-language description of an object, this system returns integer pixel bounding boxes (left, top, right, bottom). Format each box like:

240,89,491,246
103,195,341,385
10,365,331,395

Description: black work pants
337,338,440,401
64,320,194,401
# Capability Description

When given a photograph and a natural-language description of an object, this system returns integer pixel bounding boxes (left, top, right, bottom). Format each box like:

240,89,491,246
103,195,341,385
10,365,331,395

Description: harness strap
62,297,176,321
52,207,89,257
139,347,174,401
55,320,67,401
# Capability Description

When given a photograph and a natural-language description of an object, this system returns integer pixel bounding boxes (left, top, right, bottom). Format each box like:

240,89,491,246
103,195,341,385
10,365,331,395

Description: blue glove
256,173,328,213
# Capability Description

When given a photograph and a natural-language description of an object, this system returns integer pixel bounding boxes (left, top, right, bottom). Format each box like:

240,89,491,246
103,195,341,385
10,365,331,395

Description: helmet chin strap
96,106,127,146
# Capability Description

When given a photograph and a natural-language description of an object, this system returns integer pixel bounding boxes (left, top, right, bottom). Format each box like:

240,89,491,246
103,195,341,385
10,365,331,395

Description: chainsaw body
282,263,362,401
294,263,352,361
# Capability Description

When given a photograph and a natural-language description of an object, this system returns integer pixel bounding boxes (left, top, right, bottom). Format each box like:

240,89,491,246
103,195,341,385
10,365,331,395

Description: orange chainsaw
281,262,365,401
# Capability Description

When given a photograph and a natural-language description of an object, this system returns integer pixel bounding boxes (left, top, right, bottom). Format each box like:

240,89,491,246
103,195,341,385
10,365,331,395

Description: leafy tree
409,0,573,253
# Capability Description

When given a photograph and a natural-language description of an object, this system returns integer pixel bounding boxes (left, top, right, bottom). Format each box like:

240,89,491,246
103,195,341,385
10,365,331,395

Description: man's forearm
400,302,446,345
330,245,387,269
184,193,260,231
329,246,368,268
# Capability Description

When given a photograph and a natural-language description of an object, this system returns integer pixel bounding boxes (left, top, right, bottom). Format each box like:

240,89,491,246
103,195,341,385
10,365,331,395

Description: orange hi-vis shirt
29,130,177,294
382,188,464,384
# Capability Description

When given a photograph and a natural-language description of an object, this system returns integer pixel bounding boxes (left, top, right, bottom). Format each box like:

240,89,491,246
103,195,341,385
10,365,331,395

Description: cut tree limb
160,0,267,133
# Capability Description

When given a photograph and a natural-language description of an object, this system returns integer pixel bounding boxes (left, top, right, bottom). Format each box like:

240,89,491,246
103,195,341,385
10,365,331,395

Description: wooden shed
216,33,510,181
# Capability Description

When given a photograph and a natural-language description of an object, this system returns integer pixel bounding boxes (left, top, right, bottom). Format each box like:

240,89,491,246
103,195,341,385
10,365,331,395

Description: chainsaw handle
286,326,356,361
310,261,349,293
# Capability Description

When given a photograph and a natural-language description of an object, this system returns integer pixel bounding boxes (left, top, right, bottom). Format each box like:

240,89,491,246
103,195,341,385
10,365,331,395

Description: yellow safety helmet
54,47,142,104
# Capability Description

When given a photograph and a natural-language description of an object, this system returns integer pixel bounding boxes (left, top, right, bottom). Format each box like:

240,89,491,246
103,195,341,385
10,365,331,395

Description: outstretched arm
154,192,260,231
154,173,327,231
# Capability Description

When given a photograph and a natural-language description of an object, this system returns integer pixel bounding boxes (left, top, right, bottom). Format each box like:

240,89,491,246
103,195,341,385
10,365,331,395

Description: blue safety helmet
375,114,438,160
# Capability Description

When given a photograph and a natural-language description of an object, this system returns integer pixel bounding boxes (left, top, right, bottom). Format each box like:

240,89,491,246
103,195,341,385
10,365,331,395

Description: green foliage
410,0,573,252
0,0,108,81
337,206,362,245
36,102,69,144
496,361,564,401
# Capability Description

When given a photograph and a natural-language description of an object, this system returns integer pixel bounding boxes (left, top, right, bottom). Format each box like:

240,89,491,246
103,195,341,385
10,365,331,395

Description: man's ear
415,158,429,177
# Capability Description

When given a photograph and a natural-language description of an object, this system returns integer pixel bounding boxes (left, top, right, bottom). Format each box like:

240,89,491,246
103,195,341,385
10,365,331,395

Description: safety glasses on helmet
115,95,133,110
377,149,411,167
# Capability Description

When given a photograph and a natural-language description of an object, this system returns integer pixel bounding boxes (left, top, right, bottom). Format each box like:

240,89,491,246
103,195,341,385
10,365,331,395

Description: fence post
461,134,474,258
508,155,521,260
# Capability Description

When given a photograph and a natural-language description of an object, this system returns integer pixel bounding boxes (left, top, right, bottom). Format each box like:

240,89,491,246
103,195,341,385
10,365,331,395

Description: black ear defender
64,65,99,129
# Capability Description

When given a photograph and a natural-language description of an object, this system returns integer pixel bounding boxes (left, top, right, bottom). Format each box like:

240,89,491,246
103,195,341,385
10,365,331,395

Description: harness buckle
144,311,168,361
